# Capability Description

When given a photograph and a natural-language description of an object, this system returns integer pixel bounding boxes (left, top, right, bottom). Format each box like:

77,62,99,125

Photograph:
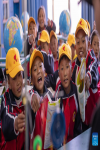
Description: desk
58,128,91,150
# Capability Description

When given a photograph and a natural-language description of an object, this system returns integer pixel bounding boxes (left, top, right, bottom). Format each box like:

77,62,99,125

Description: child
90,30,100,96
37,30,54,75
29,49,53,149
50,30,59,72
27,17,37,55
72,18,99,129
0,48,39,150
67,34,77,73
26,17,37,79
54,43,82,143
37,6,56,41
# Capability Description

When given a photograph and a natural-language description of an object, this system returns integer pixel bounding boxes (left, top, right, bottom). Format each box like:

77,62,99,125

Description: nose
64,68,67,77
37,67,41,75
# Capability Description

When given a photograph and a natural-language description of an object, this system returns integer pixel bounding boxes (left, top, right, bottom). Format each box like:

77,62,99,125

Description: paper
0,86,5,96
44,98,60,149
76,58,86,122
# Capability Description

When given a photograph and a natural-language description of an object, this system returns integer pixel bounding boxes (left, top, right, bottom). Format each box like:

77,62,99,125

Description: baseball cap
6,48,24,78
86,20,91,32
50,30,58,43
75,18,89,37
28,17,36,30
37,30,50,46
30,49,44,71
78,0,92,5
67,34,75,47
59,43,71,63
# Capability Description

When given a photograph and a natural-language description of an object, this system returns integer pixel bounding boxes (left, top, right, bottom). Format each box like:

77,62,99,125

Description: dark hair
59,55,71,66
90,30,99,45
38,6,46,22
71,44,75,48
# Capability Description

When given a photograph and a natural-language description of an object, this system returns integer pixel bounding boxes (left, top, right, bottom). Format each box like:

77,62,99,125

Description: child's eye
82,40,85,43
34,69,36,72
61,68,63,70
66,66,69,69
77,41,79,45
40,65,42,68
13,77,16,80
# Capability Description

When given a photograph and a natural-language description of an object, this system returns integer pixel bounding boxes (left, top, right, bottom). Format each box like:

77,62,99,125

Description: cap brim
66,42,71,47
30,51,44,70
75,26,88,37
50,31,58,43
37,39,47,46
59,52,71,63
9,65,24,78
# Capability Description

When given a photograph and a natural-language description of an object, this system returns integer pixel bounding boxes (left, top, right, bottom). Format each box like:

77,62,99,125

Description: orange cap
50,30,58,43
28,17,36,30
67,34,75,47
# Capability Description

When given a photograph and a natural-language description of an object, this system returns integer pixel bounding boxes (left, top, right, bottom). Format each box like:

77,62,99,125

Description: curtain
82,1,94,32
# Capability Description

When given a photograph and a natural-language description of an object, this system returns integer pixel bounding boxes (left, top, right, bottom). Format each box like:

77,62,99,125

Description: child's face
76,29,88,62
8,71,23,98
38,9,45,29
28,22,36,37
50,36,58,57
59,57,71,94
31,57,45,94
40,42,49,54
91,35,99,59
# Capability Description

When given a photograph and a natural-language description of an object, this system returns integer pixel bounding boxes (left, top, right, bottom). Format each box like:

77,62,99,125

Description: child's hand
29,47,33,55
85,74,90,91
14,112,25,133
29,35,35,46
31,94,40,113
47,18,51,26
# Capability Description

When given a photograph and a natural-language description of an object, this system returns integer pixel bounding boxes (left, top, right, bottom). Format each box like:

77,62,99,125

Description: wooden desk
58,128,91,150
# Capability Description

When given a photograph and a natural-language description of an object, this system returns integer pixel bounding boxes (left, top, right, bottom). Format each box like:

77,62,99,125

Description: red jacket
55,80,82,143
29,85,52,150
72,49,99,125
1,89,25,150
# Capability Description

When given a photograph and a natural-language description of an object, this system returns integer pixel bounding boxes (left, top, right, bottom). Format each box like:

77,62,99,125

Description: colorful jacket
55,80,82,143
97,62,100,96
72,49,99,125
0,89,35,150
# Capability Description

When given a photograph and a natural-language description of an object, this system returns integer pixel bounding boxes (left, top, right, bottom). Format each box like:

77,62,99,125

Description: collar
60,80,75,99
8,89,23,107
33,84,48,97
38,25,46,32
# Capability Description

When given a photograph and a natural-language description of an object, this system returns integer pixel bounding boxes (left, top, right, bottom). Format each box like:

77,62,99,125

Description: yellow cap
86,20,91,32
59,43,71,62
67,34,75,47
28,17,36,30
75,18,89,37
50,30,58,43
37,30,50,46
6,48,24,78
30,49,44,71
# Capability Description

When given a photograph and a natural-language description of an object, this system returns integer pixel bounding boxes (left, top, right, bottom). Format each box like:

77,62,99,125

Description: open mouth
64,79,68,83
38,77,42,83
17,86,21,92
79,51,83,57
